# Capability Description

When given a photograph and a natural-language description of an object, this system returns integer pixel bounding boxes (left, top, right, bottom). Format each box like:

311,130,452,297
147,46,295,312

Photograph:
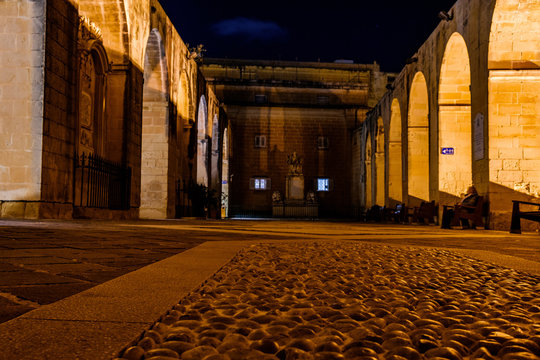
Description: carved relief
77,16,105,156
78,16,103,44
79,52,94,89
79,92,93,128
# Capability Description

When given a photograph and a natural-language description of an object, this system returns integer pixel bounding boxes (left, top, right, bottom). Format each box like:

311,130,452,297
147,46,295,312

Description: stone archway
197,95,209,187
365,132,373,208
408,72,430,205
488,0,540,227
439,32,472,206
221,127,229,218
388,98,402,205
375,117,385,206
140,29,170,219
210,114,220,190
76,34,109,158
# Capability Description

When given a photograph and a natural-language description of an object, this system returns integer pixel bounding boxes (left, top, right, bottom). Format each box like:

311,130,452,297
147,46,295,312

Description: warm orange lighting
388,98,402,205
408,72,430,205
438,32,472,205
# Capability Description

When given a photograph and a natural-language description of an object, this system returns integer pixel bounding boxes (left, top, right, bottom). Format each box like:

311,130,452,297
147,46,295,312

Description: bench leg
510,202,522,234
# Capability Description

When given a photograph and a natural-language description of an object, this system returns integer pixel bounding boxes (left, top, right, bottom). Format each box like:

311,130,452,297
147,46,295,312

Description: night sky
159,0,457,73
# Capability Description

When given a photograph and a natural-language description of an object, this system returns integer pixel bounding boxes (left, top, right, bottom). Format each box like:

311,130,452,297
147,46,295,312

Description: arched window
77,17,109,157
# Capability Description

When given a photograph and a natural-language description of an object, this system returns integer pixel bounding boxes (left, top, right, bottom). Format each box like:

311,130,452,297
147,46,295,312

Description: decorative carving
272,191,282,203
287,152,303,176
187,43,206,61
80,128,93,148
79,52,94,89
306,191,317,204
79,92,93,128
79,16,103,42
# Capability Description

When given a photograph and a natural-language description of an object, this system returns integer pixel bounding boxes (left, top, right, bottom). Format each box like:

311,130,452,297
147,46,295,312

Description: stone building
0,0,222,219
1,0,537,228
357,0,539,230
201,58,391,217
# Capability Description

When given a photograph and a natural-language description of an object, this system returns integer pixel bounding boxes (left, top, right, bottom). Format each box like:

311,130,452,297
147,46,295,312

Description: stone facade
0,0,222,220
202,59,392,217
1,0,537,227
359,0,540,230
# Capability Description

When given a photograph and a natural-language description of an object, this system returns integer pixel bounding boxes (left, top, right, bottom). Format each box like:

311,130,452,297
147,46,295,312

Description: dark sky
158,0,457,73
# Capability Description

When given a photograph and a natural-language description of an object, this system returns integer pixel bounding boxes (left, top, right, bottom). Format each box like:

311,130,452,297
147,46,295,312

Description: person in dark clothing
441,186,480,229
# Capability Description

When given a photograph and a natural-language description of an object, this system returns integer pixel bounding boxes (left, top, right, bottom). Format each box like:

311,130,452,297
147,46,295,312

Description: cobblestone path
119,241,540,360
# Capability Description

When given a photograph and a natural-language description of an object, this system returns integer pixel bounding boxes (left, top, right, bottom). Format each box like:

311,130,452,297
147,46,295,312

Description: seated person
441,186,480,229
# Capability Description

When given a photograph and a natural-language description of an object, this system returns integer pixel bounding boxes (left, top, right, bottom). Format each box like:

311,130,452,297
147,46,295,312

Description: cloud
212,17,287,40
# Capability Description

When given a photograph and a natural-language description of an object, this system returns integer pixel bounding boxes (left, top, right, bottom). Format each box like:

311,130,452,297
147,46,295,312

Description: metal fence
175,179,189,217
73,153,131,210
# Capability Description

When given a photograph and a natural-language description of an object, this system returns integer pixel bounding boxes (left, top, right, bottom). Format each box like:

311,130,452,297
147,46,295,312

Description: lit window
317,136,329,150
313,178,334,191
255,178,266,189
317,178,331,192
250,177,271,190
254,135,267,148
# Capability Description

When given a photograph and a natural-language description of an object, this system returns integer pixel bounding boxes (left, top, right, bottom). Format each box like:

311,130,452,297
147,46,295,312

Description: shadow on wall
489,182,540,231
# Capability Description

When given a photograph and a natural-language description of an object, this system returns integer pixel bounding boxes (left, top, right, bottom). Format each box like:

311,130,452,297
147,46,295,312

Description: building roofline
202,57,381,72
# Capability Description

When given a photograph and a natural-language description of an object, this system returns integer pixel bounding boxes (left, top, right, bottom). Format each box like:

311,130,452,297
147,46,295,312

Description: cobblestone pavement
118,241,540,360
1,218,539,330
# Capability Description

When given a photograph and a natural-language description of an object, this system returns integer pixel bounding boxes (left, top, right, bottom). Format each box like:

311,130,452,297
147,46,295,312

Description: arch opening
140,29,170,219
77,44,108,158
375,117,385,206
365,133,372,208
197,95,209,187
221,127,229,218
488,0,540,229
408,72,430,205
438,32,472,206
388,99,403,205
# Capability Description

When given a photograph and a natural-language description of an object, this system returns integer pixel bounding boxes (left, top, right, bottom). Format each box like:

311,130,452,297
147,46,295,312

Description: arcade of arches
362,0,540,230
0,0,538,231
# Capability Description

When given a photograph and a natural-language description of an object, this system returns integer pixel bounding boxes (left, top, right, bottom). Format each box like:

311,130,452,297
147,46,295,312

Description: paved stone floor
0,219,539,359
0,219,539,326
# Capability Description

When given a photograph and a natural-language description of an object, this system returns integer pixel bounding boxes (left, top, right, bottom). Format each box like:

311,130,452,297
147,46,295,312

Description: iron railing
73,153,131,210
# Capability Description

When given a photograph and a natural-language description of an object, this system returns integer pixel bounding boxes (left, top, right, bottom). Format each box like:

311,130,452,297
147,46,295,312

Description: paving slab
0,240,246,360
1,283,94,305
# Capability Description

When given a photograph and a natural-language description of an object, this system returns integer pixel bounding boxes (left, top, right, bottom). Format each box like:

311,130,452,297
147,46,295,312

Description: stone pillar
0,0,46,218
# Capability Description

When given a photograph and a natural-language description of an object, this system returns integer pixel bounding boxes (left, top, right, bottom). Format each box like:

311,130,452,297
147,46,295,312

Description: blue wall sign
441,147,455,155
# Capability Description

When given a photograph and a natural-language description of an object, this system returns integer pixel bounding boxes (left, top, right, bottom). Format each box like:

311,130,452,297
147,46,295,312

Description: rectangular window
254,135,267,148
317,136,329,150
250,177,271,190
255,94,268,104
316,178,333,192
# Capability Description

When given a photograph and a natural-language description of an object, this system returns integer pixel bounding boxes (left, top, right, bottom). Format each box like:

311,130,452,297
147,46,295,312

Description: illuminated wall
388,99,402,205
438,32,472,206
196,95,209,187
407,72,430,205
140,29,170,219
488,0,540,226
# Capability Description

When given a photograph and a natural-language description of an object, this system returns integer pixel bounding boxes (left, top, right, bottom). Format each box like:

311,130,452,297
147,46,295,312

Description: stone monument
286,152,304,200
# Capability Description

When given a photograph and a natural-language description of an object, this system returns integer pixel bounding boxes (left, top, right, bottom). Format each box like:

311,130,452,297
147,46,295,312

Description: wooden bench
510,200,540,234
383,203,406,223
408,200,438,224
446,196,485,229
365,205,384,222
